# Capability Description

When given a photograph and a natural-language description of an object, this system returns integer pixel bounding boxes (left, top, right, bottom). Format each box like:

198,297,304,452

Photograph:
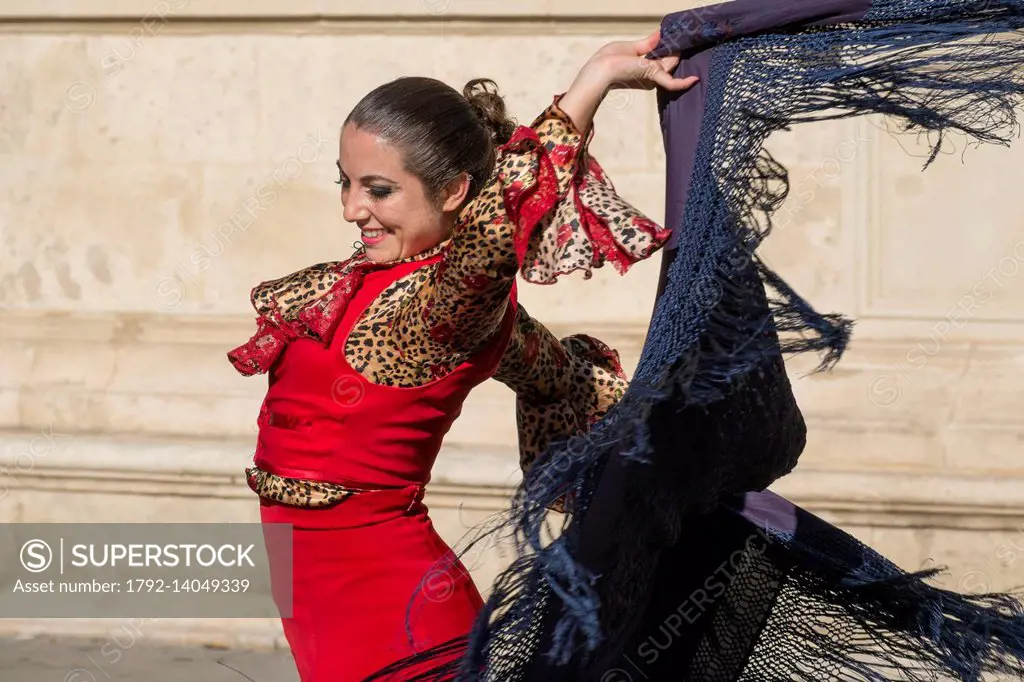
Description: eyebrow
336,160,397,185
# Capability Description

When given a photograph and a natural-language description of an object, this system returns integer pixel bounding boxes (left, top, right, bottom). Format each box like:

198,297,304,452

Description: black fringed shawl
368,1,1024,680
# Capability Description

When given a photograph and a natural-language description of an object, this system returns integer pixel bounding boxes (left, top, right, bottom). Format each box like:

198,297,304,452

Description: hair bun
463,78,517,146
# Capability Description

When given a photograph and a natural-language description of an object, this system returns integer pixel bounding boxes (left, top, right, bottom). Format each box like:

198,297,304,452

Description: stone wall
2,0,1024,648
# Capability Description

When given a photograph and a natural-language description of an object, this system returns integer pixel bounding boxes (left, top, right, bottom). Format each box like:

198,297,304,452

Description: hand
558,29,698,134
586,29,699,93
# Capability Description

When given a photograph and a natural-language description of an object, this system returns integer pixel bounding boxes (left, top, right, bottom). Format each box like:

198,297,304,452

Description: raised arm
388,99,593,369
390,31,696,370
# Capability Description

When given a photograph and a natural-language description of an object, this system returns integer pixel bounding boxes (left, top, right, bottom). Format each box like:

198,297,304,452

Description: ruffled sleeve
498,96,672,284
226,256,370,377
493,303,628,494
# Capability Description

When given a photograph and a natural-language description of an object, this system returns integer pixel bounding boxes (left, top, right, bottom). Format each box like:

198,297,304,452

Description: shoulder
249,256,360,320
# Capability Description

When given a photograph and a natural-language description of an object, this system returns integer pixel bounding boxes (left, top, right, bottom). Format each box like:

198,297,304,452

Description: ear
439,173,472,213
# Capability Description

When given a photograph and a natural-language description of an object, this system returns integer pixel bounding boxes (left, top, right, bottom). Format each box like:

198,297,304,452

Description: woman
226,33,697,682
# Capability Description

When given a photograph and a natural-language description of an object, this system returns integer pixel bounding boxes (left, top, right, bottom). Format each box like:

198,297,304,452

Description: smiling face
337,123,469,263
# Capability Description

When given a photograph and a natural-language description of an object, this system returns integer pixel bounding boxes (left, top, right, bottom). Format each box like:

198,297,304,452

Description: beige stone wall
2,0,1024,648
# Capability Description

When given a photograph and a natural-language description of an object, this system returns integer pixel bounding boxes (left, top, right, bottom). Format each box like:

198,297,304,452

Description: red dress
227,96,670,681
255,255,517,681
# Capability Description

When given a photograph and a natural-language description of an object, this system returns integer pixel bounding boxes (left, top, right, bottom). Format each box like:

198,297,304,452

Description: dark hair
344,76,517,207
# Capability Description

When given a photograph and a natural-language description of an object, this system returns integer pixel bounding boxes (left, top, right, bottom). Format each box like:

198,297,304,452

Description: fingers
634,29,661,55
595,52,698,94
659,55,681,73
651,71,700,92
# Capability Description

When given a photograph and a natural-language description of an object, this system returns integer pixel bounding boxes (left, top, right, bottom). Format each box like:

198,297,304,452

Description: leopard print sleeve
503,95,673,285
492,303,628,475
389,96,671,370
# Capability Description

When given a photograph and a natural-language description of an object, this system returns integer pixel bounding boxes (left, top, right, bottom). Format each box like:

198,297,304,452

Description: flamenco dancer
226,37,697,682
369,1,1024,681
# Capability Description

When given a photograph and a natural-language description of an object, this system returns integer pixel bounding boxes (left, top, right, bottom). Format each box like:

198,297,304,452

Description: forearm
556,63,612,136
494,306,628,470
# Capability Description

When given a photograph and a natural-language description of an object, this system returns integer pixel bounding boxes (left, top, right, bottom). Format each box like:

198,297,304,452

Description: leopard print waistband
246,466,364,509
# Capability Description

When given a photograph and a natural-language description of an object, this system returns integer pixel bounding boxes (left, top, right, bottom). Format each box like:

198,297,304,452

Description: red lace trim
501,125,560,268
226,309,302,377
564,333,627,381
581,157,672,274
226,262,370,376
297,264,369,343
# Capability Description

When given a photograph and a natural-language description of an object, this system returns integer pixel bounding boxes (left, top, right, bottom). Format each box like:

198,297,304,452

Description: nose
342,191,370,224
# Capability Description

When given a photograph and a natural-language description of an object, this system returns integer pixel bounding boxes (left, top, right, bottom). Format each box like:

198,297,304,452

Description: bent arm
493,304,627,475
391,47,682,372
